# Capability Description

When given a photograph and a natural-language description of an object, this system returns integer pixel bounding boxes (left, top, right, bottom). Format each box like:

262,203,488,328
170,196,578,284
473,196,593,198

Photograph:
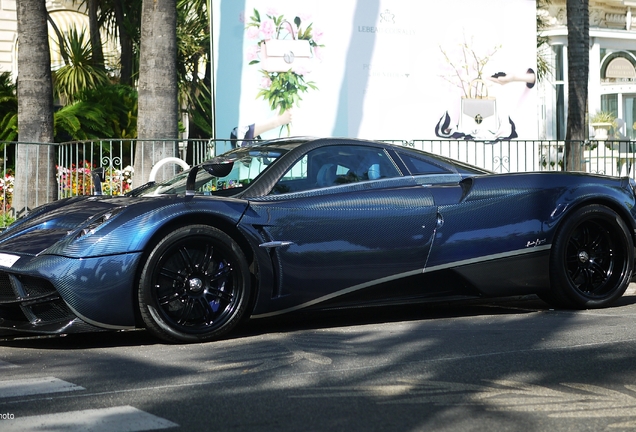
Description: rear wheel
138,225,251,343
546,204,633,309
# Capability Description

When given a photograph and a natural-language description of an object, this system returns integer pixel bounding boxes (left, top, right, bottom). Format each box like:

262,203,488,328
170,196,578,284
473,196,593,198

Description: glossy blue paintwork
242,180,439,314
0,138,635,335
13,253,142,327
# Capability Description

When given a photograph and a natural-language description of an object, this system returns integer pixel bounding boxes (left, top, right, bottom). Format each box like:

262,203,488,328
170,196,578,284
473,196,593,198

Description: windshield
128,146,287,197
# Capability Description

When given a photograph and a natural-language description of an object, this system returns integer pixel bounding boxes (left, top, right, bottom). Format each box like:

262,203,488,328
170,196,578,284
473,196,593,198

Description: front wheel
138,225,251,343
547,204,634,309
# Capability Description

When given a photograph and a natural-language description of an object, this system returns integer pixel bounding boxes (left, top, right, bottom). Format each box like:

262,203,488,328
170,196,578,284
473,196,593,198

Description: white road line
0,405,178,432
0,377,84,398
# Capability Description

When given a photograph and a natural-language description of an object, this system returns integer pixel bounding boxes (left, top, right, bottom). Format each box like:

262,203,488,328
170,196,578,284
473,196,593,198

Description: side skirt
251,247,552,319
450,248,552,296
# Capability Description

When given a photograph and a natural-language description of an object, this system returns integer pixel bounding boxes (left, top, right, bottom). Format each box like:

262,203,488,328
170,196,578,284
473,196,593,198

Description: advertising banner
213,0,537,147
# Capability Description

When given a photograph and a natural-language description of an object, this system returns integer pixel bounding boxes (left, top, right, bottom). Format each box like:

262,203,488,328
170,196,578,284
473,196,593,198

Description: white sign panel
213,0,537,145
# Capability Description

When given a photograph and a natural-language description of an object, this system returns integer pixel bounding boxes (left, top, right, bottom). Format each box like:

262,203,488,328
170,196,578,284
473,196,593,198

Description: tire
547,204,634,309
138,225,251,343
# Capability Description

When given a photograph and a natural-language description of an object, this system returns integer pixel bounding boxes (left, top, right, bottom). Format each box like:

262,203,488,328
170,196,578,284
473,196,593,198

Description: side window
398,153,451,174
281,155,308,181
270,145,401,195
270,156,308,194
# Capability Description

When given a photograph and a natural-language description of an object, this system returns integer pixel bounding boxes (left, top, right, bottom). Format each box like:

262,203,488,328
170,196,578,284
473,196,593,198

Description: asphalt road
2,286,636,431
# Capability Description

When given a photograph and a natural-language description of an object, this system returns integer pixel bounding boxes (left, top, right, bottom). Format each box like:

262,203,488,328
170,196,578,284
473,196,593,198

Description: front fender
46,197,249,258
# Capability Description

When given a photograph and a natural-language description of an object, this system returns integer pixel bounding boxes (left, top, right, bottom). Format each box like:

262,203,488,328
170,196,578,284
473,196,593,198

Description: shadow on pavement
2,291,636,349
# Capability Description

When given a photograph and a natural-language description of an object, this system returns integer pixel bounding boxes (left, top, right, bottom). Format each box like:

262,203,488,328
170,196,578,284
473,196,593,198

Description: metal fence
0,138,634,226
54,138,218,197
405,139,635,177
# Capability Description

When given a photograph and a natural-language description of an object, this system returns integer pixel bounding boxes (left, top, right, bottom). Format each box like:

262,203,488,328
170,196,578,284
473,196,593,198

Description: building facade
541,0,636,140
4,1,636,142
0,0,90,79
0,0,17,76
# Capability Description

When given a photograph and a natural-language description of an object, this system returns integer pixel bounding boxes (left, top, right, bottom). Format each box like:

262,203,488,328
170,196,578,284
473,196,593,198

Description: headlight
73,206,126,240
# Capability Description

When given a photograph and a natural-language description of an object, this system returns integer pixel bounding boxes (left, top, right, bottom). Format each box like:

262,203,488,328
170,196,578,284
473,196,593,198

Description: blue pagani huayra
0,138,634,342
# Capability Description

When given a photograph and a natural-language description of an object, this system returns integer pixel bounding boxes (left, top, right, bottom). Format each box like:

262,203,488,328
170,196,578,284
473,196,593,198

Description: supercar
0,137,634,342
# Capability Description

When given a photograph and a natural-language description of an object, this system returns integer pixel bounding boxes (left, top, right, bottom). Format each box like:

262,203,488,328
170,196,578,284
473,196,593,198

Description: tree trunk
133,0,179,187
14,0,56,217
113,0,135,87
88,0,105,69
565,0,589,171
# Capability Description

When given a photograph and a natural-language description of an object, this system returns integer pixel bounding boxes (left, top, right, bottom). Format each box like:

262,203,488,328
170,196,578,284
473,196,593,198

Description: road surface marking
0,405,178,431
0,377,84,398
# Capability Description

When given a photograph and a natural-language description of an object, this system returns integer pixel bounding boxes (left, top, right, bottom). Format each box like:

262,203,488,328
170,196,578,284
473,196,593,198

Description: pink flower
260,19,276,40
292,65,310,76
246,26,260,40
312,28,324,43
313,45,323,61
260,76,272,89
246,45,259,61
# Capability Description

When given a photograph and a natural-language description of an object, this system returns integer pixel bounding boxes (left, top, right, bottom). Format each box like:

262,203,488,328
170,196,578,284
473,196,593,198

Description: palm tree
105,0,142,87
54,85,138,142
78,0,142,87
1,72,137,143
133,0,179,186
536,0,552,82
0,72,18,143
565,0,589,171
14,0,57,217
87,0,105,68
113,0,142,87
177,0,212,138
78,0,212,141
53,27,110,104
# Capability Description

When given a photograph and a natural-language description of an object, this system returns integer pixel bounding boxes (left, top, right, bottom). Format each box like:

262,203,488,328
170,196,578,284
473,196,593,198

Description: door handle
259,241,295,248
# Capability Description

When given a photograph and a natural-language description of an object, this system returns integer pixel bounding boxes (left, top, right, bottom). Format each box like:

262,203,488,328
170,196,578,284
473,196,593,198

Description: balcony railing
0,138,634,226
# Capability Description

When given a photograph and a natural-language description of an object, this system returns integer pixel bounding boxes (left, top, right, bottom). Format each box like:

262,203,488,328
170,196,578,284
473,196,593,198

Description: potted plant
590,110,617,140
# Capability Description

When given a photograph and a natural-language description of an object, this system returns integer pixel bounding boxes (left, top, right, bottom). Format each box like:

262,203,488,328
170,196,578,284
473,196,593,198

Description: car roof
229,137,491,175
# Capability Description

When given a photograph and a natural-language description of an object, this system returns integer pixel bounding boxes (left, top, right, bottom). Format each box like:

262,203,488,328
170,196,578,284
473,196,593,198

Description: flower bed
57,161,133,198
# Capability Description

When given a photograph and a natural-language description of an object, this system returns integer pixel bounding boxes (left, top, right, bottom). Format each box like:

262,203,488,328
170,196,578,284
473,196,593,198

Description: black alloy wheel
547,204,634,308
138,225,251,343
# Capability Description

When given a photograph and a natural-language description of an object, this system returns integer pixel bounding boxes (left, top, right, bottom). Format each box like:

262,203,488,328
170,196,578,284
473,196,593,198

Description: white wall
214,0,538,141
0,0,17,77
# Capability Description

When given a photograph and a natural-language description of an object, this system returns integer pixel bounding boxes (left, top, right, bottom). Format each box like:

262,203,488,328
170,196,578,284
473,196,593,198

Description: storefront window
601,94,618,115
623,96,636,140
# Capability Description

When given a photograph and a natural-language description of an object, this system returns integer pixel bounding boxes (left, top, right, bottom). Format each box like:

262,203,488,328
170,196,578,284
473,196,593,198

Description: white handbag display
260,20,313,73
460,79,499,135
261,39,312,72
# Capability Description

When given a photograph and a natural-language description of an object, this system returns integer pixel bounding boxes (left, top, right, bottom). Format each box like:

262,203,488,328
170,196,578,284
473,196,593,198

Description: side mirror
91,167,105,195
185,162,234,196
203,162,234,177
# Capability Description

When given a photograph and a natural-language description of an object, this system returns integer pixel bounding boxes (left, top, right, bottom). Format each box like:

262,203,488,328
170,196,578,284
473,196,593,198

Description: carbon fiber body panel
0,253,142,331
242,184,439,314
0,138,634,336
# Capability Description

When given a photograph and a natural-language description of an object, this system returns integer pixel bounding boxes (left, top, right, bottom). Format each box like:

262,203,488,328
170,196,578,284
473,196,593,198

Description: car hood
0,193,250,258
0,195,148,255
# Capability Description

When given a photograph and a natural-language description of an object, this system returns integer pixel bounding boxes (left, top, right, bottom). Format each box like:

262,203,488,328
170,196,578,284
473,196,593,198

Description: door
624,94,636,140
248,185,440,308
242,144,440,311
